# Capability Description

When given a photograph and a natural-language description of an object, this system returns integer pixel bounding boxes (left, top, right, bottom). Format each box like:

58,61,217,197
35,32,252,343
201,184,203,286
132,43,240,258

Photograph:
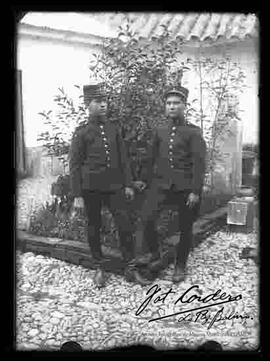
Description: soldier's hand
74,197,84,209
186,193,199,208
132,181,147,192
125,187,135,200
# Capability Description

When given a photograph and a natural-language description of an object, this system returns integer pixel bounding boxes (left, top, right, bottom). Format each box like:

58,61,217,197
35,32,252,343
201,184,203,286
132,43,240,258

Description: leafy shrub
29,204,58,237
28,200,117,244
28,177,118,246
89,22,186,142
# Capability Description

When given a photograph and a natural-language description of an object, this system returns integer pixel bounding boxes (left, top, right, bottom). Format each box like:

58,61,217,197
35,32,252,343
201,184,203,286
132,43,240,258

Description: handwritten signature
135,284,252,329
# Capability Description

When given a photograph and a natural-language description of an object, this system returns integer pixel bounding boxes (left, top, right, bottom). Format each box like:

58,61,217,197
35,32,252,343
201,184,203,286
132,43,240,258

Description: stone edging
16,206,228,273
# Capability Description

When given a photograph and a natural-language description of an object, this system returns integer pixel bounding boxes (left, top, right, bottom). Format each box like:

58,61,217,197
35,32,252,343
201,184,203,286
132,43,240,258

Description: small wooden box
227,198,255,228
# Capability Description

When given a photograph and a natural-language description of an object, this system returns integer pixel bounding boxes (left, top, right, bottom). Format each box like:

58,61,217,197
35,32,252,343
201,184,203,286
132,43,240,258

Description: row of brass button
99,124,110,168
169,126,176,168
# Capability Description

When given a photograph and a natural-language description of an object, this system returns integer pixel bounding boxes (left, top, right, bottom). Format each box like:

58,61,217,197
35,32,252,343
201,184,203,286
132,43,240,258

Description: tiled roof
92,12,258,42
21,12,258,43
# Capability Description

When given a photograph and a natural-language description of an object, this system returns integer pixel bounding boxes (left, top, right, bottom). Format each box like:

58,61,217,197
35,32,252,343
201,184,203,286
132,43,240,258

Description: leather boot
124,261,153,286
133,269,153,286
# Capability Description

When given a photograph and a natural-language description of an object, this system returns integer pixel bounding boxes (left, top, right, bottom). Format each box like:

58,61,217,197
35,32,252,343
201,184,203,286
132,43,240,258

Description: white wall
17,35,101,147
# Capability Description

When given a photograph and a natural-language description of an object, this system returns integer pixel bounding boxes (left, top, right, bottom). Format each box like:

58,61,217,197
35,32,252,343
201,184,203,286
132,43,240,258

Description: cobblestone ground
16,228,259,351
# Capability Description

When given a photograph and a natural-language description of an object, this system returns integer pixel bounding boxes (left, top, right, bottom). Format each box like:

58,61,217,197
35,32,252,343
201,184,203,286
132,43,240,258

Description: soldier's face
165,95,186,119
88,98,108,117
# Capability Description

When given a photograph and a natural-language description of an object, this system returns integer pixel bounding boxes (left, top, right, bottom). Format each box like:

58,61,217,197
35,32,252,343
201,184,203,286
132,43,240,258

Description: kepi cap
164,85,189,102
83,83,106,104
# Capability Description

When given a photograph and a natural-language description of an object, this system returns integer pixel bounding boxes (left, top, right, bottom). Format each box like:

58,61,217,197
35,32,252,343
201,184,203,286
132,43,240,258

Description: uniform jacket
151,120,206,195
69,116,132,197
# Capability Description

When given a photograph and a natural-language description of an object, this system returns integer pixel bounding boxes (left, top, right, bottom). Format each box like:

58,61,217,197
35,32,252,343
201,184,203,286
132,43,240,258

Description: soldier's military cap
164,85,189,102
83,83,106,104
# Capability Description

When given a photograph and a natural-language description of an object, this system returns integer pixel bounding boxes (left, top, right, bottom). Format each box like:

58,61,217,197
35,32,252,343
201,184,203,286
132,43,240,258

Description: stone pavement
16,228,259,351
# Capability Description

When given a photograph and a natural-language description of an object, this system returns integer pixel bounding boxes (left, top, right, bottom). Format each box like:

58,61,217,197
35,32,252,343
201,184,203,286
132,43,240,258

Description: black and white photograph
16,12,259,352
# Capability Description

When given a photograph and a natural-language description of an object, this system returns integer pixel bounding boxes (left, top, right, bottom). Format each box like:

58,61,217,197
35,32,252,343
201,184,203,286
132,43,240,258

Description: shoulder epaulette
75,122,88,131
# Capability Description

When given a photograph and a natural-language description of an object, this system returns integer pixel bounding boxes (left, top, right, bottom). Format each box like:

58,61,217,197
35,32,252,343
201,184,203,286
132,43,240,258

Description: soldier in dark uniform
138,85,206,283
69,83,135,277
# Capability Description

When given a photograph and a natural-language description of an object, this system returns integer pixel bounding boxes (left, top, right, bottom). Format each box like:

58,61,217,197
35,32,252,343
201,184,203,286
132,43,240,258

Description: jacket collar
87,115,108,129
168,116,186,129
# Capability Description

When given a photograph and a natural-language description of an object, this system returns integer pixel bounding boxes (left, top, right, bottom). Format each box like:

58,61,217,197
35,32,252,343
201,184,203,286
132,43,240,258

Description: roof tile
22,12,258,43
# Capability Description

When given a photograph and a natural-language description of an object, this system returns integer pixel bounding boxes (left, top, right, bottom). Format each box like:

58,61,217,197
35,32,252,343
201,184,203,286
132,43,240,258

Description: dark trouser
140,186,201,267
82,189,134,261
